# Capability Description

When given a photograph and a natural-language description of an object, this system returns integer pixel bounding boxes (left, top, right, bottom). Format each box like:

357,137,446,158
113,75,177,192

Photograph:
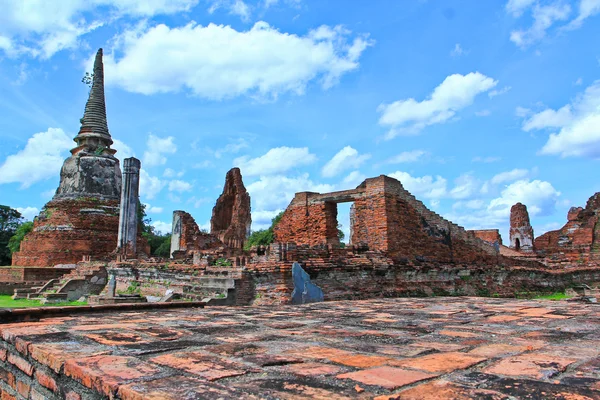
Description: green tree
8,221,33,255
137,201,172,257
244,211,284,250
0,206,24,265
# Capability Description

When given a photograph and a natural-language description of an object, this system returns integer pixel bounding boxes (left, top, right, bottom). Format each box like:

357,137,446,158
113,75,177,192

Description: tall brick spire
73,48,113,152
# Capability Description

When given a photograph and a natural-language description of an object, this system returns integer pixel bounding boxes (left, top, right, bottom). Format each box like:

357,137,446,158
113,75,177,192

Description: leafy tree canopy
0,205,24,265
244,211,284,250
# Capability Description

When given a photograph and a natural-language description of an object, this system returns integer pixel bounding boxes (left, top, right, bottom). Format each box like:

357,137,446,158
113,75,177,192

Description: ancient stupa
12,49,124,267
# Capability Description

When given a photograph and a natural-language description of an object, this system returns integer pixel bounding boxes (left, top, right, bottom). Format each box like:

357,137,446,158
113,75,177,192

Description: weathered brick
34,370,58,392
15,379,30,398
7,354,33,376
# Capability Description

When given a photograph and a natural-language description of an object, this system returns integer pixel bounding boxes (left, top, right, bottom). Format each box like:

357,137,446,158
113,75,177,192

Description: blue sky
0,0,599,242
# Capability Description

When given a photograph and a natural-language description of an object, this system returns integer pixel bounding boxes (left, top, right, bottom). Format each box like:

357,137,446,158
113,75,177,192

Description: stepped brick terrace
1,297,599,399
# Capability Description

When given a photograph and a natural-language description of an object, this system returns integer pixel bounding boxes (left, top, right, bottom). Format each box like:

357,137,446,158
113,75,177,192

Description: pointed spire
74,48,113,151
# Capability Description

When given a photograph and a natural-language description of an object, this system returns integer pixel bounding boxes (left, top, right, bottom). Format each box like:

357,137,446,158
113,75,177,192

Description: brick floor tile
391,352,486,373
483,353,578,379
337,366,436,390
283,362,343,377
64,355,161,397
150,351,250,381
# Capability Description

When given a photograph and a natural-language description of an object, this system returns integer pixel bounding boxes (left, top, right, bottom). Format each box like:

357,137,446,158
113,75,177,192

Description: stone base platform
0,297,599,399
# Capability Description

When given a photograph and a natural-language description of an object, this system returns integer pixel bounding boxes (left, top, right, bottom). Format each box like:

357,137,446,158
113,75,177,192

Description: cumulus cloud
490,168,529,185
568,0,600,28
488,86,511,98
152,220,172,234
342,170,367,187
378,72,497,138
16,207,39,221
247,173,334,212
208,0,251,21
385,150,427,164
102,22,372,99
487,179,560,217
139,169,165,200
506,0,536,16
508,2,571,48
321,146,371,178
0,0,199,58
0,128,72,188
449,174,480,199
521,80,600,158
143,134,177,167
112,138,134,166
234,147,317,176
168,180,193,192
144,204,163,213
388,171,447,199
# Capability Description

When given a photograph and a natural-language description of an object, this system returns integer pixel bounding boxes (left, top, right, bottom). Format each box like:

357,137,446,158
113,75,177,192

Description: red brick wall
11,199,120,267
469,230,503,245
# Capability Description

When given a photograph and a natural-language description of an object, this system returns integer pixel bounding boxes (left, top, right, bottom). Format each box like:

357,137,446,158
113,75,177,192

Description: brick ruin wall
509,203,534,252
11,199,121,267
170,211,222,258
210,167,251,249
0,267,72,295
274,175,499,265
469,229,503,245
535,193,600,266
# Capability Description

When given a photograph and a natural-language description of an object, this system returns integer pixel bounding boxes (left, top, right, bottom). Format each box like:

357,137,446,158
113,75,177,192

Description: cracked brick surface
1,297,599,399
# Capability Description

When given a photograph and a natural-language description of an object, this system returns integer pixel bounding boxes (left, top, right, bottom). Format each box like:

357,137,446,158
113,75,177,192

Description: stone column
117,157,141,257
170,211,183,258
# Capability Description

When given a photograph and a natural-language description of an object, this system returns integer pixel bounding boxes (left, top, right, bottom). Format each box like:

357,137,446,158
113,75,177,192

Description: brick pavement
1,297,599,399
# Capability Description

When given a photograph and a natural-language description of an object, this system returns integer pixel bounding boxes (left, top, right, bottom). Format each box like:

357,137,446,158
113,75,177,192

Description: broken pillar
509,203,534,252
210,167,252,249
117,157,141,257
170,210,222,258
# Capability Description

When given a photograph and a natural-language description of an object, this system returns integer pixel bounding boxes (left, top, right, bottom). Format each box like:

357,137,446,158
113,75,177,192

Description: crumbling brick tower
12,49,123,267
210,168,251,249
509,203,534,253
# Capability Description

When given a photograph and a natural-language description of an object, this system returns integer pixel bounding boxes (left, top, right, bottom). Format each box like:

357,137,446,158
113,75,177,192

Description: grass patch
534,292,570,301
0,295,87,308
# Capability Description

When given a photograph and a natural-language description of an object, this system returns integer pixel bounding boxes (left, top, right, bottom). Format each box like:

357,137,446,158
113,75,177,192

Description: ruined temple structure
170,210,223,258
535,192,600,267
509,203,535,253
12,49,127,267
274,175,499,264
210,167,252,249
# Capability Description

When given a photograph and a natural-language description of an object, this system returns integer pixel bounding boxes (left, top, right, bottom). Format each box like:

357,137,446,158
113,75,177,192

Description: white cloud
214,138,250,159
475,110,491,117
378,72,497,138
112,138,134,166
342,170,367,187
472,156,501,163
208,0,251,21
163,168,184,178
385,150,427,164
103,22,372,99
247,173,335,212
509,3,571,48
0,128,72,188
143,134,177,167
144,203,163,214
487,179,560,217
506,0,536,16
168,179,193,192
388,171,447,200
515,106,532,118
152,220,172,234
252,209,284,230
139,169,165,200
450,43,465,57
522,106,572,131
488,86,511,98
523,81,600,158
444,179,560,239
16,207,39,221
491,168,529,185
568,0,600,28
235,147,317,176
449,174,480,199
0,0,199,58
321,146,371,178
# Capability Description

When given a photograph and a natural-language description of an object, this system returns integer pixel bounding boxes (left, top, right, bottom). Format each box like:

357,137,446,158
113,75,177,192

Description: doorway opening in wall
515,238,521,251
336,202,353,248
